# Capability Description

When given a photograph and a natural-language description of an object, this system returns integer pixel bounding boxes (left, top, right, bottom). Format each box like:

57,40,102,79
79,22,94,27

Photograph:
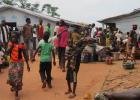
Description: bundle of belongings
81,37,96,63
96,45,106,62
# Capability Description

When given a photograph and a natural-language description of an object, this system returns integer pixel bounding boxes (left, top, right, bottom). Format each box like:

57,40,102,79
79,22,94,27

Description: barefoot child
65,39,85,98
33,32,56,88
7,32,30,97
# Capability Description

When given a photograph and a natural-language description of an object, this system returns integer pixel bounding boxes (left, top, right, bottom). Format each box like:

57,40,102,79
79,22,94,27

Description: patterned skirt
7,62,24,91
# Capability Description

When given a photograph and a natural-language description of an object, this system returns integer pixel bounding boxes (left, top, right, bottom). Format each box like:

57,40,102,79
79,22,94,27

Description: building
99,8,140,33
0,4,84,30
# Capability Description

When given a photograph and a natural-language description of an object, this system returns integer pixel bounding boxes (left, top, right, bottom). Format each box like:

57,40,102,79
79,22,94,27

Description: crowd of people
0,17,140,99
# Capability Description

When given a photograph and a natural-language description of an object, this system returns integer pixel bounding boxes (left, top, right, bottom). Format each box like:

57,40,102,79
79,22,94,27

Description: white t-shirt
91,27,96,38
115,33,122,41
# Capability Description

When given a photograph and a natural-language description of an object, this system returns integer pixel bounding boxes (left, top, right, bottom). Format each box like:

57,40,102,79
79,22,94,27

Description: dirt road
0,60,110,100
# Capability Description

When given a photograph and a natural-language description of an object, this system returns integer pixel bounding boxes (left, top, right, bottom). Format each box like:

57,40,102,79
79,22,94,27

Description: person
22,18,33,61
106,31,111,47
128,25,138,62
7,31,30,97
46,23,52,37
71,27,81,46
96,27,103,45
90,23,96,38
53,22,59,36
33,24,37,50
53,22,59,54
115,30,122,48
37,19,44,41
57,20,69,72
33,32,56,88
0,20,10,47
105,47,113,64
65,39,85,98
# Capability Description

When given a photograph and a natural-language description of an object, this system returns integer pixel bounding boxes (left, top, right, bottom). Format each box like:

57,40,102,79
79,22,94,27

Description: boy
23,18,33,61
65,39,85,98
33,32,56,88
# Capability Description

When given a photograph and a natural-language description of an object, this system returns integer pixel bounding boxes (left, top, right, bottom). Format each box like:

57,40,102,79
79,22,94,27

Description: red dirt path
0,60,112,100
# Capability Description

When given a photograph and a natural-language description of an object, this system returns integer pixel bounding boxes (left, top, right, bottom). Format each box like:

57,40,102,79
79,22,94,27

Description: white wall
0,9,56,30
112,13,140,33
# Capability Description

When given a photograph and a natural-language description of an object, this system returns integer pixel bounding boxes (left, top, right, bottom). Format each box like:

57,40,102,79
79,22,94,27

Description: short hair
59,20,66,26
56,21,59,25
43,32,50,42
26,18,31,22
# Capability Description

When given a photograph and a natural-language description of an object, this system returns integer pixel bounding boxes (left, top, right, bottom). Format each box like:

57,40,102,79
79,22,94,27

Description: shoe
42,81,46,88
47,83,52,88
47,81,52,88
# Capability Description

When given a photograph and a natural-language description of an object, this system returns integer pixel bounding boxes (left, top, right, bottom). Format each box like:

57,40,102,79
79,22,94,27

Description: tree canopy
0,0,60,17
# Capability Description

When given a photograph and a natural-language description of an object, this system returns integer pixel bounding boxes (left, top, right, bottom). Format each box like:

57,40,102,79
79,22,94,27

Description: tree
0,0,60,17
42,4,51,14
17,0,28,9
30,3,40,12
51,6,60,17
1,0,17,5
42,4,60,17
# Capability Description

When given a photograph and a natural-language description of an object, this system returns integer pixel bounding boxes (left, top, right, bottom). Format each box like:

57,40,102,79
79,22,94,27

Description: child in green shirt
33,32,56,88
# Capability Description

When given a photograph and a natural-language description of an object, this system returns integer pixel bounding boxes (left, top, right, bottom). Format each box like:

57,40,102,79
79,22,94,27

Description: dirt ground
0,59,140,100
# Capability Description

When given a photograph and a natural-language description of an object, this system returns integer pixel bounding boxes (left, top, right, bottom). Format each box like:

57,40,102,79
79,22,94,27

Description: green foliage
1,0,60,17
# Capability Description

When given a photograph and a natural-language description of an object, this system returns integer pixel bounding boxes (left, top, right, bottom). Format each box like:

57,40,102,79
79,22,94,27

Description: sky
30,0,140,25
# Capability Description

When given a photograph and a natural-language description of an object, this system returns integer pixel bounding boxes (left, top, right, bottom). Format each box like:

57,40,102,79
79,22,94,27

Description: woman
7,31,30,97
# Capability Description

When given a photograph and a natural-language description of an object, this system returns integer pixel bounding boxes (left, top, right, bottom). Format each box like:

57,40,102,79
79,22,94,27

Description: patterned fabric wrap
7,62,24,90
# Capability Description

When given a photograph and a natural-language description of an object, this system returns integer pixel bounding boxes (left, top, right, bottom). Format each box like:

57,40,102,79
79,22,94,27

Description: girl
33,32,56,89
7,32,30,97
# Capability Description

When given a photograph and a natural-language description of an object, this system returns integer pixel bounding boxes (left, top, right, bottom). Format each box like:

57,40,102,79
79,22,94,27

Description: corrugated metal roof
98,8,140,23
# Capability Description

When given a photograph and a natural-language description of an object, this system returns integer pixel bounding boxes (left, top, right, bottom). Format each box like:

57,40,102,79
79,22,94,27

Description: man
91,23,96,38
129,25,138,61
0,20,10,45
23,18,33,61
37,19,44,41
46,23,52,37
57,20,69,72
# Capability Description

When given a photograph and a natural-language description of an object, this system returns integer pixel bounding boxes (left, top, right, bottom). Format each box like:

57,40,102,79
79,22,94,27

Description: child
7,31,30,97
105,47,113,64
65,39,85,98
33,32,56,88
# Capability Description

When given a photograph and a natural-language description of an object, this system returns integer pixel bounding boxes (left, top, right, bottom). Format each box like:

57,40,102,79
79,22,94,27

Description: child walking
65,39,85,98
7,31,30,97
33,32,56,88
